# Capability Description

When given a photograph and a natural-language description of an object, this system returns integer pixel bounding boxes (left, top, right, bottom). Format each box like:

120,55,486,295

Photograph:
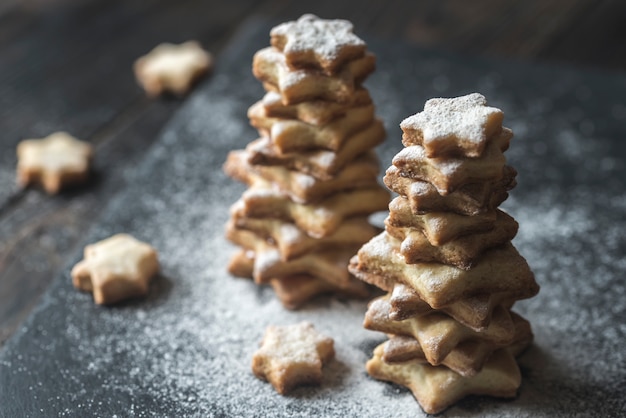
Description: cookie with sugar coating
364,296,516,368
400,93,505,158
17,131,92,195
252,322,335,394
228,215,379,262
248,99,375,153
388,283,517,332
270,14,367,74
226,225,360,287
386,208,519,269
392,128,511,195
246,118,385,181
231,184,389,239
387,196,498,246
71,233,159,305
224,149,381,204
261,88,372,126
384,165,517,216
348,233,539,309
366,343,522,414
253,46,375,105
133,41,212,97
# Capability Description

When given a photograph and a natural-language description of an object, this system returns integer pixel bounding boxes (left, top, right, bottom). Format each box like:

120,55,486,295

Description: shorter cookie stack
224,15,389,309
349,93,539,414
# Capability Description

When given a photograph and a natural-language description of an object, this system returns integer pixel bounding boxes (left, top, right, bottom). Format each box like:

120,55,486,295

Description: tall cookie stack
224,15,389,309
349,93,539,414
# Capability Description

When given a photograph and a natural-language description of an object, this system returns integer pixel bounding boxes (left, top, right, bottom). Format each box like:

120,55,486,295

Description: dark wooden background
1,0,625,346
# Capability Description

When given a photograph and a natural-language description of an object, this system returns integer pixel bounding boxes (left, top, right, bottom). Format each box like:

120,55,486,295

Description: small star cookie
71,234,160,305
400,93,505,158
270,14,367,74
133,41,212,97
16,132,93,194
252,322,335,394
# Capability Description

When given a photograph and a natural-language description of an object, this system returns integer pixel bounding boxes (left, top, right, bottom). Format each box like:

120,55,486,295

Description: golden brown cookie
248,99,375,152
388,283,516,331
71,234,159,305
224,149,380,204
387,196,498,246
270,14,367,74
261,89,372,126
400,93,505,158
364,296,516,366
231,185,389,238
226,225,359,287
133,41,212,97
270,274,371,310
391,128,511,195
229,215,379,261
385,209,519,269
252,322,335,394
348,233,539,309
253,46,376,105
16,132,93,195
382,314,532,368
384,165,517,216
366,345,522,414
246,118,385,181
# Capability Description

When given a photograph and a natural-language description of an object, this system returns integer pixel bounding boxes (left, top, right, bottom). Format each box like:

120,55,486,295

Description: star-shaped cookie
270,14,367,74
367,343,521,414
71,234,160,305
133,41,212,97
252,322,335,394
400,93,504,158
16,132,93,194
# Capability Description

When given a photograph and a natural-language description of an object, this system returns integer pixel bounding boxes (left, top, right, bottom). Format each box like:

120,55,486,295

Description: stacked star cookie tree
224,15,388,309
349,93,539,414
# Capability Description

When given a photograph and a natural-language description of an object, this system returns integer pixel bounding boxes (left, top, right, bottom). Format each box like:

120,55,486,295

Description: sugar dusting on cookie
271,14,366,63
401,93,504,157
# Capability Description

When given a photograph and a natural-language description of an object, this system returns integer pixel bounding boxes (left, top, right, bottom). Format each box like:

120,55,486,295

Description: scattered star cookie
16,131,93,194
252,322,335,394
71,233,160,305
133,41,213,97
400,93,504,158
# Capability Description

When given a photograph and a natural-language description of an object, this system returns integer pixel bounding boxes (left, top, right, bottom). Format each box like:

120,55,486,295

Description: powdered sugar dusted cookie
134,41,212,97
252,322,335,394
270,14,367,74
246,119,385,181
253,46,375,105
401,93,505,158
16,131,93,194
261,89,372,126
71,234,159,305
366,344,521,415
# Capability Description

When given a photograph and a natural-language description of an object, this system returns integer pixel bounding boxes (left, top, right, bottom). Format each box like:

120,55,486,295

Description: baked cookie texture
252,322,335,394
349,93,539,414
133,41,212,97
224,15,388,309
71,234,159,305
16,131,93,194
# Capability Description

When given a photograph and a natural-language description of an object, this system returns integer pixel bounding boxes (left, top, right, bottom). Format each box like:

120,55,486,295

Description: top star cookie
400,93,505,158
270,14,367,74
16,131,93,194
133,41,212,97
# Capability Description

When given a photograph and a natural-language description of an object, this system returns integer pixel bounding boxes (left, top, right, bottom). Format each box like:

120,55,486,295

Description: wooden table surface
1,0,624,346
